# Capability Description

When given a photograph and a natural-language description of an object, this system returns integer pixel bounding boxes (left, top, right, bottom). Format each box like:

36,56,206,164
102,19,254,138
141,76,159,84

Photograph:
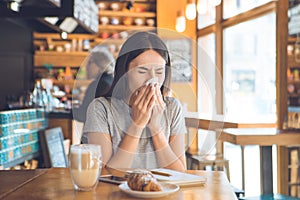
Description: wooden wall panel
156,0,198,151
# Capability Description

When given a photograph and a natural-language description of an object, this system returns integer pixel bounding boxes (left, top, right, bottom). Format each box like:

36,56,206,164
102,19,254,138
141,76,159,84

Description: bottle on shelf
32,80,45,109
283,114,288,130
44,88,53,112
83,39,90,51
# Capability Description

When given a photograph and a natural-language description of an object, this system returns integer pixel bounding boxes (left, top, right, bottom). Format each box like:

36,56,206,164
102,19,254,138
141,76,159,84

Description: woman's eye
138,71,147,74
156,71,163,75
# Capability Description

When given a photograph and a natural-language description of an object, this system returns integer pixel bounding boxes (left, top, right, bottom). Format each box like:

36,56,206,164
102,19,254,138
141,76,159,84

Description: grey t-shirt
82,96,187,169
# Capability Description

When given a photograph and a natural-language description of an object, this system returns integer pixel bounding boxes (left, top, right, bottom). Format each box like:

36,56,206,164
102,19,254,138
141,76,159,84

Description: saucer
119,182,179,198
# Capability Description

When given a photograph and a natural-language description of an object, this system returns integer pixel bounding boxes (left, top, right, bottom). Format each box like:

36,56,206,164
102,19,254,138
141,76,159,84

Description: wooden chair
184,117,235,181
186,151,231,181
184,116,246,198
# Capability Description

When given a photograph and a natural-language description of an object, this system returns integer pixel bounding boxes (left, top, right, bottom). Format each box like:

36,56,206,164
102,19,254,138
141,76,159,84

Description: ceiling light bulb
176,10,186,33
61,32,68,40
10,1,20,12
185,0,197,20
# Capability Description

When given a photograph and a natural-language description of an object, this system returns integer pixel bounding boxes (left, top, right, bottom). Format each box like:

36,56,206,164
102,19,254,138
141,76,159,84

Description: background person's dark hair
105,31,171,98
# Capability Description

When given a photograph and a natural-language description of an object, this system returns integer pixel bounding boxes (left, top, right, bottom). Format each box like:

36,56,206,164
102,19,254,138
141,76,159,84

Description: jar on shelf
111,17,120,25
98,2,107,10
288,69,293,81
134,18,144,26
123,17,133,26
288,84,295,94
295,40,300,63
294,69,299,80
110,3,120,11
83,39,90,51
287,45,294,55
146,18,155,26
64,43,71,52
100,16,109,25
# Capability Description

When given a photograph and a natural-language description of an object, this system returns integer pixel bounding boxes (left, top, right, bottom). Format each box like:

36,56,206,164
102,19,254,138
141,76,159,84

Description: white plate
119,182,179,198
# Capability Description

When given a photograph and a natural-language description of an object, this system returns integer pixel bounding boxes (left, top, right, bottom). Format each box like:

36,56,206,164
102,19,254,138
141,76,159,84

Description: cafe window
223,13,276,122
197,1,215,29
198,34,216,114
223,0,272,19
197,1,278,195
197,1,277,123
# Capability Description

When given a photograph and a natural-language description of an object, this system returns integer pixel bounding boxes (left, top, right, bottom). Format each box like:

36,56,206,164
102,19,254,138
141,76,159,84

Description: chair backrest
184,117,238,154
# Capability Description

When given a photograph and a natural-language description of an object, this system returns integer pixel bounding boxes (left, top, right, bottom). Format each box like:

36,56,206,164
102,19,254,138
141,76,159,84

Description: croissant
127,170,162,192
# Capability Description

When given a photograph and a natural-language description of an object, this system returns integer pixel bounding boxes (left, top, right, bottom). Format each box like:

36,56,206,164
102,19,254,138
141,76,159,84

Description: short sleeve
83,97,110,134
166,97,187,135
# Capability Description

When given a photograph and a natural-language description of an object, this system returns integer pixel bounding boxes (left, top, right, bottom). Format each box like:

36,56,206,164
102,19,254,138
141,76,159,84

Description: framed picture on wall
164,38,193,82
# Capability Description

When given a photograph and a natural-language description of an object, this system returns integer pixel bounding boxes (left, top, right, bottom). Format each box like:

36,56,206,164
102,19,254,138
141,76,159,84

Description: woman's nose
149,70,156,78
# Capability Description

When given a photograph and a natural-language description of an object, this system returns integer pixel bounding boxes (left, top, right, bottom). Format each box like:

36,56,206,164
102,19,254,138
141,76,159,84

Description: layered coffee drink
69,144,102,191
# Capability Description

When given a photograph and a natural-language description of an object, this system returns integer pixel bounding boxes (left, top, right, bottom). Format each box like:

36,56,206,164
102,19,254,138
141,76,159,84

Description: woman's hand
148,83,166,134
129,84,156,128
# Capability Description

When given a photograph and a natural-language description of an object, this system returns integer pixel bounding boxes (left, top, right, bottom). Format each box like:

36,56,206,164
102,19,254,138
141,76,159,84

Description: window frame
196,0,288,128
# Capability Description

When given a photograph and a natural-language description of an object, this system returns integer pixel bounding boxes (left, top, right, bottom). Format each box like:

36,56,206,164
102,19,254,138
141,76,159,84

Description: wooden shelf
288,93,300,97
288,37,298,43
53,79,92,87
98,24,155,31
33,33,98,40
35,51,89,56
288,55,300,67
93,38,125,45
33,0,157,102
99,10,155,18
287,80,300,84
34,51,89,67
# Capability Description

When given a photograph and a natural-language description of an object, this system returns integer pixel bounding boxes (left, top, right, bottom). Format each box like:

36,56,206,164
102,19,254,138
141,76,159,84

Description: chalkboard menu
39,127,67,168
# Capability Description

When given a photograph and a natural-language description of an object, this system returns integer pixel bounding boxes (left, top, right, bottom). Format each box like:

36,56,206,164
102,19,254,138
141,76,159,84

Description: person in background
82,31,187,171
73,47,115,122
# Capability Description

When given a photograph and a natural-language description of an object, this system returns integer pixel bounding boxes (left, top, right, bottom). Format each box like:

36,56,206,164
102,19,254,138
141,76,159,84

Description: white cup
69,144,102,191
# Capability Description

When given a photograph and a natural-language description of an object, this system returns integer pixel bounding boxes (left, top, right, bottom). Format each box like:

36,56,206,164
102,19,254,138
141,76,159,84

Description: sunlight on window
223,13,276,123
198,34,216,114
223,0,272,19
197,1,216,29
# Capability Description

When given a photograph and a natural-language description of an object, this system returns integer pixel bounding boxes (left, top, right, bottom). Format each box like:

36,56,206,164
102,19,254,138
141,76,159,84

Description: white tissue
144,77,158,86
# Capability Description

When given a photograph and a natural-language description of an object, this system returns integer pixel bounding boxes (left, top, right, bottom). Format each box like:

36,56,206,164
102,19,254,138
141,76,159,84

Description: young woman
82,31,187,170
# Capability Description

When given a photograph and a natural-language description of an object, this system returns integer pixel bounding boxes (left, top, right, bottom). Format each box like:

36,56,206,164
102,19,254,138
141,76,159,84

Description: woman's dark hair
105,31,171,98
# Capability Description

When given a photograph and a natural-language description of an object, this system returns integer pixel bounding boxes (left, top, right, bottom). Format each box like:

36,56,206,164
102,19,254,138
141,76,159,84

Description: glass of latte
69,144,102,191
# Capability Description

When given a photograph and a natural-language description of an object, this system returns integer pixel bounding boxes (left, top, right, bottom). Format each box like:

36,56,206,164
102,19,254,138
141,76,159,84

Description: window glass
223,0,272,19
198,34,216,114
197,0,216,29
198,34,219,155
223,13,276,123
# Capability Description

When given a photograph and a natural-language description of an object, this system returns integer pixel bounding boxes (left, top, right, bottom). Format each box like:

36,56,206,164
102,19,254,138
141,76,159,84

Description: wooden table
0,168,238,200
219,128,300,195
0,169,46,199
184,113,276,152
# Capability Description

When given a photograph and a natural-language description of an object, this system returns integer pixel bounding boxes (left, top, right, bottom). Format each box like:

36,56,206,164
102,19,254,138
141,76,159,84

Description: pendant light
185,0,197,20
197,0,208,15
176,10,186,32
